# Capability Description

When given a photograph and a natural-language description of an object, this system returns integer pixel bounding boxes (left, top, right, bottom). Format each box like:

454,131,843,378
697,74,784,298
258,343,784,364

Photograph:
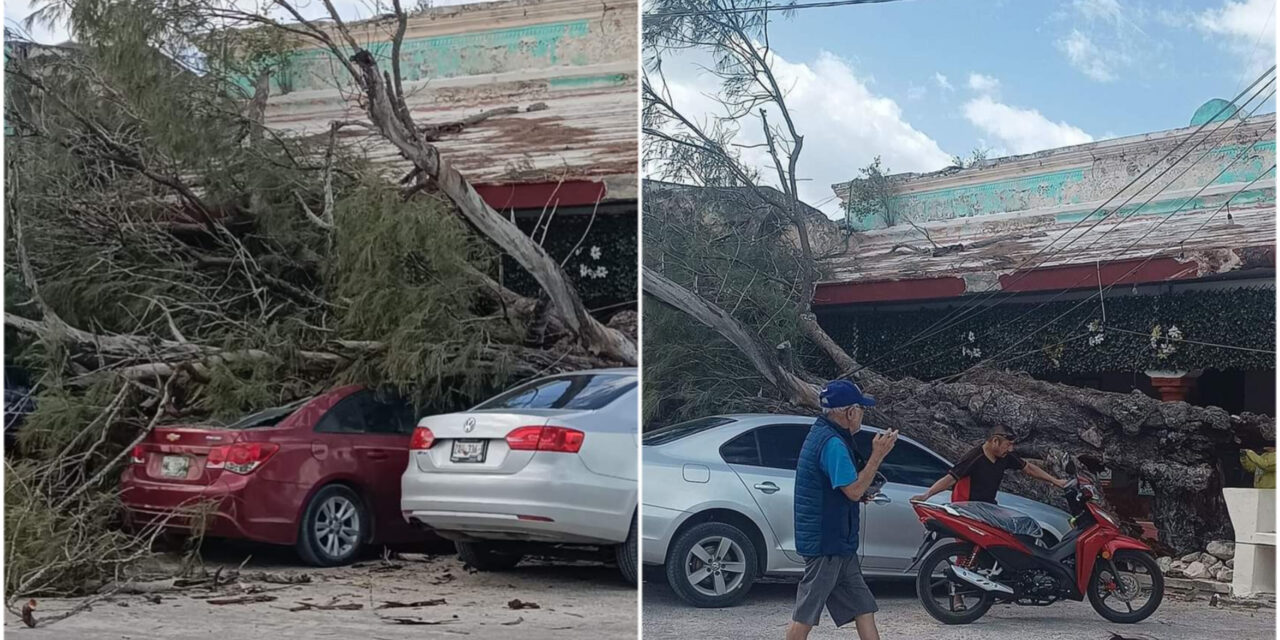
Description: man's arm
838,430,898,502
1022,461,1068,488
912,474,957,502
913,447,980,502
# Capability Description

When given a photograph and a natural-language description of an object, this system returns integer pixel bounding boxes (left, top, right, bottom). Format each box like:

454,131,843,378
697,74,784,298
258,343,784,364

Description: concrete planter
1222,488,1275,597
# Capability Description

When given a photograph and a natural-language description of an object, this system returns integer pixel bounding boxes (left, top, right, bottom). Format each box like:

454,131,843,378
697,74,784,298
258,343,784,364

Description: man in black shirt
912,426,1067,504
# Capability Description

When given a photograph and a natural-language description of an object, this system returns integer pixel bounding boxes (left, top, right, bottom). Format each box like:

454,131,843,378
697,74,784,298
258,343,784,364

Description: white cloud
934,72,954,91
655,50,952,217
906,84,927,101
967,73,1001,94
1057,30,1118,82
1197,0,1277,81
963,95,1094,155
1073,0,1123,23
1054,0,1157,83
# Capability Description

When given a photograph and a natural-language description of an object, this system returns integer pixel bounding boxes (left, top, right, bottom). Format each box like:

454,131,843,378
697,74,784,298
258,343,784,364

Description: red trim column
1146,370,1199,402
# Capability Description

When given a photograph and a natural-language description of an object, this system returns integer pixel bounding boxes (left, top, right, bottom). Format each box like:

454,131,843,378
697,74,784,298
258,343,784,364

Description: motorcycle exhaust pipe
947,565,1014,595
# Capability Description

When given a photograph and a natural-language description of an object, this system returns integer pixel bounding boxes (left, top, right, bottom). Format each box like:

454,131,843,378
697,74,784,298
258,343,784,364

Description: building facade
257,0,638,314
821,106,1276,532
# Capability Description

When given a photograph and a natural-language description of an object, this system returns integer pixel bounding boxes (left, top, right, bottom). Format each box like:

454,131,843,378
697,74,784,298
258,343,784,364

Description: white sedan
401,368,638,583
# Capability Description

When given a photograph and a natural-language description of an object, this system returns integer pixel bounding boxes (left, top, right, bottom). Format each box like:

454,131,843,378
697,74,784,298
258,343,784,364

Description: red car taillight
130,445,146,465
409,426,435,450
206,442,278,475
505,426,585,453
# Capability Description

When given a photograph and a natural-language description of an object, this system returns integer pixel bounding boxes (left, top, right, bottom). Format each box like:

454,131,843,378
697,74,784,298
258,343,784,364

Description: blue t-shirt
820,436,859,489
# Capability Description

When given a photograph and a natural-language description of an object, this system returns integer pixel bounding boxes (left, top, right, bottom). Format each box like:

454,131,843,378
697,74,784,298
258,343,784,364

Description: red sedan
120,385,429,565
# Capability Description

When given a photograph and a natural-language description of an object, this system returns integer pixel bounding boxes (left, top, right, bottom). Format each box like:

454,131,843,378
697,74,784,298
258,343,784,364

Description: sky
6,0,1277,217
648,0,1279,215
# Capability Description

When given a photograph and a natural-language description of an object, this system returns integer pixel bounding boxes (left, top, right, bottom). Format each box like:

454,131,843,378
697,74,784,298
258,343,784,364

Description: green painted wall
844,138,1275,231
233,18,602,95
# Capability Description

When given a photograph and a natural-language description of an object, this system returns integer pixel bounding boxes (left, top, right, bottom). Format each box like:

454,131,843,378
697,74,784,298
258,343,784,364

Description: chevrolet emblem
166,433,181,442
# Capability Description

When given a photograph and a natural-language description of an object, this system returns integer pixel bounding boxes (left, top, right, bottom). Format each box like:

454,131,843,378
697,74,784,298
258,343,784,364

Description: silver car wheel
314,495,360,559
685,535,747,597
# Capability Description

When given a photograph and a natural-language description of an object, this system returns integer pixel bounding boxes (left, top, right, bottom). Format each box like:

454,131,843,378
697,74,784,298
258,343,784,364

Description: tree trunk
644,271,1273,553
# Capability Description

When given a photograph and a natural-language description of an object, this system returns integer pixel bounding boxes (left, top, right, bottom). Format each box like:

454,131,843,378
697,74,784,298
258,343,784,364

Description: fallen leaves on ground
507,599,540,610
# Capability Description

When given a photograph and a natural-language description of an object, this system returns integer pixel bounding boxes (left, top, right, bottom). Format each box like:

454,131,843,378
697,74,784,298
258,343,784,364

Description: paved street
6,543,636,639
642,575,1276,639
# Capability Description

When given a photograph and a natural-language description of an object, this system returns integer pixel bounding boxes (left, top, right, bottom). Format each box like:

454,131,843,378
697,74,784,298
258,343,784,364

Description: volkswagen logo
463,418,476,433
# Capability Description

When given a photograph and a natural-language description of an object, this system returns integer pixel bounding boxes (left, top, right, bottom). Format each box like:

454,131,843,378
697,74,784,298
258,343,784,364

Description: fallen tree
641,0,1273,553
4,0,634,606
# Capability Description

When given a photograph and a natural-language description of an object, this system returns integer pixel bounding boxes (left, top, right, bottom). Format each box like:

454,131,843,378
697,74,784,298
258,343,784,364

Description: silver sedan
642,414,1071,607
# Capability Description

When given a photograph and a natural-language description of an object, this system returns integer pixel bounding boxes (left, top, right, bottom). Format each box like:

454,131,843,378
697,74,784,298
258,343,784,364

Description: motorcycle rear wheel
1087,550,1164,623
915,541,996,625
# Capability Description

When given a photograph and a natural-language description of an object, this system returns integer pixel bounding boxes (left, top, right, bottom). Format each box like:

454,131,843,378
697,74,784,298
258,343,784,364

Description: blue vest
793,417,860,558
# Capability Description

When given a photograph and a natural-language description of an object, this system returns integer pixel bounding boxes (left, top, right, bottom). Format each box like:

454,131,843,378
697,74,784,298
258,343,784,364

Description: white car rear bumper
401,451,635,545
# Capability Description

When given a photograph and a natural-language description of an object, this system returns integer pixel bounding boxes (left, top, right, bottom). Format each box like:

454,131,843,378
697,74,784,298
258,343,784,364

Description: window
475,373,637,411
718,424,808,470
315,391,371,433
719,431,759,466
755,425,808,470
644,416,735,446
853,431,950,487
363,390,418,435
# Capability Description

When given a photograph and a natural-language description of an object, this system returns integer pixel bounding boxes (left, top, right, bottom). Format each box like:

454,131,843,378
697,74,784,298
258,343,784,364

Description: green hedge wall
819,287,1275,379
503,212,637,312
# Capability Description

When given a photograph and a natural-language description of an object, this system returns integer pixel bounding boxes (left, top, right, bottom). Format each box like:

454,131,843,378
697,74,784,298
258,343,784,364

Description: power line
644,0,901,19
904,133,1275,380
839,66,1277,379
1103,328,1276,356
936,160,1275,384
868,70,1275,365
872,88,1277,378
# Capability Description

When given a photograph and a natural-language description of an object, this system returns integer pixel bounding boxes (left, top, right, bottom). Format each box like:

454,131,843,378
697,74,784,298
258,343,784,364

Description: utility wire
888,129,1274,379
843,68,1275,376
873,89,1277,378
1103,328,1276,356
936,161,1275,384
644,0,901,19
856,70,1276,372
839,66,1277,380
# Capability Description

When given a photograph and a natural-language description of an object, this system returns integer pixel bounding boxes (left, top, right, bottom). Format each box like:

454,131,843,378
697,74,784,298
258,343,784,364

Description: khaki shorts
792,554,878,627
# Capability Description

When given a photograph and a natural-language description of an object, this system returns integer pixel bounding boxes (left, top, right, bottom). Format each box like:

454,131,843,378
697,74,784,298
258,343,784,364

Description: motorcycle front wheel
915,541,996,625
1087,550,1164,623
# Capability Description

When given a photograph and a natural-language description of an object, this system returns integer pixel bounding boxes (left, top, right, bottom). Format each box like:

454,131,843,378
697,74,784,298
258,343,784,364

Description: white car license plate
451,439,487,463
161,455,190,478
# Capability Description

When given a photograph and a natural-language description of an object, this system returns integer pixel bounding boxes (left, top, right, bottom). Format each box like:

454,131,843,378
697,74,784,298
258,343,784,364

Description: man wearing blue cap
786,380,897,640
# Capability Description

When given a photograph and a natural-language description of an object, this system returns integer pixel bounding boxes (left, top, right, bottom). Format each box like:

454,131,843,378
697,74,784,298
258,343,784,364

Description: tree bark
336,46,635,365
643,271,1272,553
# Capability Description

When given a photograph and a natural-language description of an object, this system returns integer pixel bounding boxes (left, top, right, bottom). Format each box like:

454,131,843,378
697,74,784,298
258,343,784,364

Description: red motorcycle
908,461,1163,625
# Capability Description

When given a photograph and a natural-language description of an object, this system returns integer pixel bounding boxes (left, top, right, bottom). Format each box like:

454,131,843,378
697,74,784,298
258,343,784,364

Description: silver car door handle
754,482,780,494
870,493,892,505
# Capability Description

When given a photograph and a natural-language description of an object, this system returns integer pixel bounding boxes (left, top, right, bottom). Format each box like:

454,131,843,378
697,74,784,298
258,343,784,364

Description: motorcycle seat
949,501,1044,538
